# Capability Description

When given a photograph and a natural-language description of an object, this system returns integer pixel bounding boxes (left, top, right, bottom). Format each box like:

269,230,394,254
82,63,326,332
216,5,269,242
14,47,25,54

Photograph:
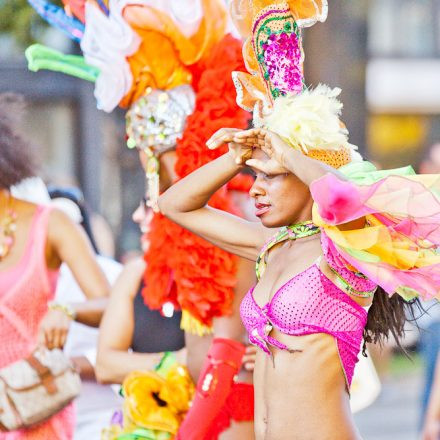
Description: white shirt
55,256,123,438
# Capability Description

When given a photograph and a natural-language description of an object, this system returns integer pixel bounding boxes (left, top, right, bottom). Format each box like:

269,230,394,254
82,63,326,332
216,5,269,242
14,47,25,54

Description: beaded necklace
0,193,17,261
255,220,376,299
326,263,376,299
256,221,320,280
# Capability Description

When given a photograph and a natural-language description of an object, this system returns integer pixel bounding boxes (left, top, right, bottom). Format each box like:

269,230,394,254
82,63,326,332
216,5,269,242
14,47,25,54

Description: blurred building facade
0,35,144,257
306,0,440,168
367,0,440,169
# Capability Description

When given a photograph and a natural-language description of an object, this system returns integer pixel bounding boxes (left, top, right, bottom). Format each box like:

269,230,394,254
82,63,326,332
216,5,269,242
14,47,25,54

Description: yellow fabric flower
122,364,195,436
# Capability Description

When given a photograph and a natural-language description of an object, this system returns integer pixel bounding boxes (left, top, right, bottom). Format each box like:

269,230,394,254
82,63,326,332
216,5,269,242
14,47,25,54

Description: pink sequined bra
240,223,377,387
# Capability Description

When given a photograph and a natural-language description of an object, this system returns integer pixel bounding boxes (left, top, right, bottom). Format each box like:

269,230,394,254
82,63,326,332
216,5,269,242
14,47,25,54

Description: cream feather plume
264,84,358,155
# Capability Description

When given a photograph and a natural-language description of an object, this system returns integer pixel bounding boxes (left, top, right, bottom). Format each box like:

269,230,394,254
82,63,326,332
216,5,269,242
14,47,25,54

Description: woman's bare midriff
253,331,362,440
250,235,366,439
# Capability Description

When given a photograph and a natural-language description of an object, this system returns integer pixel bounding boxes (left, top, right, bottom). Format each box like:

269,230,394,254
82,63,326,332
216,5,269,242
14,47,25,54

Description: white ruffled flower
80,0,140,112
130,0,204,38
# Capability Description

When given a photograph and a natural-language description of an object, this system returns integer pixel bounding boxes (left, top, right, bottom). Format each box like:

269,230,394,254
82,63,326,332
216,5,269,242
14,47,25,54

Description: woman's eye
263,173,276,180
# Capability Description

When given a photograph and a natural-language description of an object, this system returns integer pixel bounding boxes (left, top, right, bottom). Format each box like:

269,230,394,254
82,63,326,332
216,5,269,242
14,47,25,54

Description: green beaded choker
256,221,320,280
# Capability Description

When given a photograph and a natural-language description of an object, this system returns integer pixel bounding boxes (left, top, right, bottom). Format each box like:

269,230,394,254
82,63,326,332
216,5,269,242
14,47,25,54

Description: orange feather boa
142,35,253,334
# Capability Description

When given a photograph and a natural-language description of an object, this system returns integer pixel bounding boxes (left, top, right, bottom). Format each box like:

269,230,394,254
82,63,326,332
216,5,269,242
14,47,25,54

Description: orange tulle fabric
142,35,252,331
120,0,227,108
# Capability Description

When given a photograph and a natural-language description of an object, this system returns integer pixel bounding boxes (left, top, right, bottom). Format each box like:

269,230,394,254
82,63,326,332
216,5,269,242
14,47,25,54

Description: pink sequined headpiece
231,0,327,117
253,4,304,100
230,1,361,169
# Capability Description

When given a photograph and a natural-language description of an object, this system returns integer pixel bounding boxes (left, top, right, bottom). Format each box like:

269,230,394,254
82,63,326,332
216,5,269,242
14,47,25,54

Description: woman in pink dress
0,94,110,439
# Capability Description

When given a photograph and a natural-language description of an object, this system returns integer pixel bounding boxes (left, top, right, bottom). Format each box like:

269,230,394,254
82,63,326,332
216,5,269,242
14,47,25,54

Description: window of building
368,0,438,57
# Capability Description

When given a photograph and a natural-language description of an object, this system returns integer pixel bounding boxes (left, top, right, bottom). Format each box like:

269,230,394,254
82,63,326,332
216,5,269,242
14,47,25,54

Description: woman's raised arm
158,129,272,261
96,259,173,384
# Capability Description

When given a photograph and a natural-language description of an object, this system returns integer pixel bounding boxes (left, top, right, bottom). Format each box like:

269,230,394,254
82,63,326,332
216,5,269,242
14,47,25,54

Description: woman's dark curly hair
0,93,36,189
362,287,422,356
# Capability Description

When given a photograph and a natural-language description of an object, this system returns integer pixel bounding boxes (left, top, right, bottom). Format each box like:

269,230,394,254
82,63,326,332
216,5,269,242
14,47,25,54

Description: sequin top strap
255,221,319,280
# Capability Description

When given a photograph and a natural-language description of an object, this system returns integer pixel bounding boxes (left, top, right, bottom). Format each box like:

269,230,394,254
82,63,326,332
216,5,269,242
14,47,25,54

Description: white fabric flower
128,0,204,38
264,84,358,154
80,0,140,112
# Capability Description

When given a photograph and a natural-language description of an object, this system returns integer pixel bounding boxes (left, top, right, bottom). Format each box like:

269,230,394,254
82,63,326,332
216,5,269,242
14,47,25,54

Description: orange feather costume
142,35,253,335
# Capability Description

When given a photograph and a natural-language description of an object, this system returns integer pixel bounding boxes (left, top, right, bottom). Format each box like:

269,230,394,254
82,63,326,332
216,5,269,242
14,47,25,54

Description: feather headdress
231,0,360,168
264,85,361,164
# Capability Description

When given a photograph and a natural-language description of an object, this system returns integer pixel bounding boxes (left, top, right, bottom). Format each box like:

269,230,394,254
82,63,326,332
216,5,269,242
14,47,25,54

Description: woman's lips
255,203,271,217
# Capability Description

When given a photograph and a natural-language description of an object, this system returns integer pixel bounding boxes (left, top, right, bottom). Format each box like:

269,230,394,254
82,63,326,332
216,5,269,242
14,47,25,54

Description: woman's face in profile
248,149,312,228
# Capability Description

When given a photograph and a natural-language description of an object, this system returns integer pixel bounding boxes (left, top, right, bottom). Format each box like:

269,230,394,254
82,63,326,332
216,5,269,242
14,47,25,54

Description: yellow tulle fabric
314,207,440,271
311,165,440,301
120,0,227,108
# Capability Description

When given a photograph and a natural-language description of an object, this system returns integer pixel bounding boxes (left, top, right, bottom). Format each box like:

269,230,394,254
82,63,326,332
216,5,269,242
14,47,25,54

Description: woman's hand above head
158,137,274,261
233,127,346,186
245,157,289,178
206,128,253,166
232,128,292,169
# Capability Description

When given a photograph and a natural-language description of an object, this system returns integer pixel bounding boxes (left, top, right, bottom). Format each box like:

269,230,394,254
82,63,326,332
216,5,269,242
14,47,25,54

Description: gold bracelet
48,302,77,320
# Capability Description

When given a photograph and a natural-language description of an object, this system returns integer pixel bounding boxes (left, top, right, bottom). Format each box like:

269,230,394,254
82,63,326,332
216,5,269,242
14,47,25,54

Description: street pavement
354,373,422,440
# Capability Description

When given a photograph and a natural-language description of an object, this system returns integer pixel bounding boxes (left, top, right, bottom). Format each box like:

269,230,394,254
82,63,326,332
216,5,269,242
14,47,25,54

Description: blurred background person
49,187,123,440
95,197,185,384
0,93,110,439
97,196,258,439
422,353,440,440
417,142,440,429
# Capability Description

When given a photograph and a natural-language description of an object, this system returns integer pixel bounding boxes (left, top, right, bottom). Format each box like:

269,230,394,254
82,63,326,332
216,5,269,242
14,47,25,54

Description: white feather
264,84,358,154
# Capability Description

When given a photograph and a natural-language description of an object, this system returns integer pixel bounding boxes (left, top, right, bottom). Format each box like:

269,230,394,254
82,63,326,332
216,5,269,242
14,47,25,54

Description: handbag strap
26,354,58,395
0,408,9,432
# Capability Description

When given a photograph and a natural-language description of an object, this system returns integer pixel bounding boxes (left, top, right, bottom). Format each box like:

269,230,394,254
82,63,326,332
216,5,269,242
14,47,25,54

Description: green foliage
0,0,63,47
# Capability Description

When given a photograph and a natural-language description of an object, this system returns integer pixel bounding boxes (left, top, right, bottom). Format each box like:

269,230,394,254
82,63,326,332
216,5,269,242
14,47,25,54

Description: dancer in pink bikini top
158,122,440,439
156,2,440,438
241,223,377,388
